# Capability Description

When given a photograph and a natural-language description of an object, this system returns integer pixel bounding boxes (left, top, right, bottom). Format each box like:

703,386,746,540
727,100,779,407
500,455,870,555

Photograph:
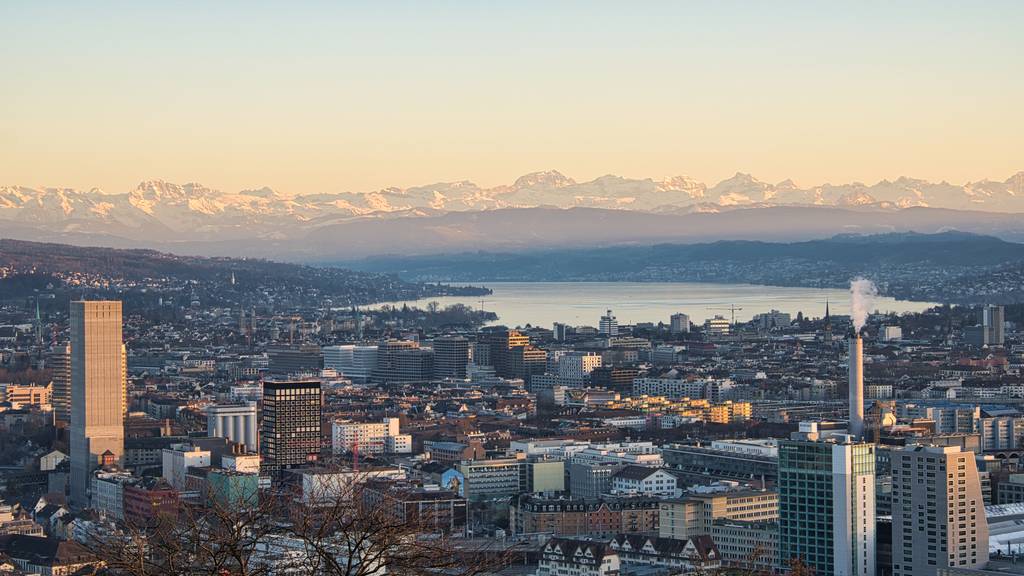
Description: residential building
753,310,791,331
511,495,661,538
536,538,620,576
331,417,411,455
978,416,1024,452
609,534,720,574
69,300,125,508
207,469,259,508
123,479,178,528
659,488,778,539
982,305,1005,347
670,313,691,334
0,535,100,576
424,440,486,464
712,519,778,572
90,470,133,521
610,466,680,497
891,445,989,576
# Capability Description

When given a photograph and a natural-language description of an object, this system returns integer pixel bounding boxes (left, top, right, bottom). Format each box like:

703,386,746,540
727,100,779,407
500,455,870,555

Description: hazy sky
3,1,1022,195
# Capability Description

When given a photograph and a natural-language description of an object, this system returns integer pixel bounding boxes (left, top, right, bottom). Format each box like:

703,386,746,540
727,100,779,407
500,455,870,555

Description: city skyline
3,2,1023,196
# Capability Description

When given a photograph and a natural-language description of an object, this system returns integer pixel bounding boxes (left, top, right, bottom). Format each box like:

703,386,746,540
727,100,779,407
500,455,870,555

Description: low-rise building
536,537,620,576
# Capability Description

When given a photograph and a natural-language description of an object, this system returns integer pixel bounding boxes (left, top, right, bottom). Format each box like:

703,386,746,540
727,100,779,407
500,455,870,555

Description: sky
2,1,1022,195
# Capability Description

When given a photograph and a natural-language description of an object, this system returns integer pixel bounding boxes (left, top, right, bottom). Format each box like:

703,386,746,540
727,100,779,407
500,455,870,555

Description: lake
368,282,937,329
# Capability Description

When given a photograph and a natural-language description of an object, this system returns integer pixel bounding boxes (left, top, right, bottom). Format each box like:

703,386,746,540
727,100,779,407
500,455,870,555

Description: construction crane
706,305,744,327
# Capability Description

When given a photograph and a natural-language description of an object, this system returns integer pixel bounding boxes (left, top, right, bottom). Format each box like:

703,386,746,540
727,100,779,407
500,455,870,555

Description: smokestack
849,331,864,439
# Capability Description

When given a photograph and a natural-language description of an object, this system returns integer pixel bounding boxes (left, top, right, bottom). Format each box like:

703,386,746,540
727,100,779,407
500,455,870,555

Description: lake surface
369,282,937,329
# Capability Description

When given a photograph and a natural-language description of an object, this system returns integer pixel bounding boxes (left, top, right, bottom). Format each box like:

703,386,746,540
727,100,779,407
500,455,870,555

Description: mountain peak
512,170,576,190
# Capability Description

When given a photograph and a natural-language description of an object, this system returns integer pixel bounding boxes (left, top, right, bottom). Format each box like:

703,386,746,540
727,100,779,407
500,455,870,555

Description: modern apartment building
331,417,411,455
891,445,989,576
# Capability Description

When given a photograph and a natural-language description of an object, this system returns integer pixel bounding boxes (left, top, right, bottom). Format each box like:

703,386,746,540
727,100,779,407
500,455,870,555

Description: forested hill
0,238,486,307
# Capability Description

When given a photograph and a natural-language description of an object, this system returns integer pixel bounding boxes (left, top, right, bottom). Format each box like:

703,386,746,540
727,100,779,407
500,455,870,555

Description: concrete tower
849,332,864,439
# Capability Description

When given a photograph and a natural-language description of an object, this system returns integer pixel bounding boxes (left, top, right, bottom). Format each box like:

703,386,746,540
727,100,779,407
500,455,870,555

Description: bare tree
89,469,511,576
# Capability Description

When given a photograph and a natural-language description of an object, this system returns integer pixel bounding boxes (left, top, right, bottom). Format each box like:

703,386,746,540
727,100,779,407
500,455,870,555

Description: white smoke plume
850,278,877,333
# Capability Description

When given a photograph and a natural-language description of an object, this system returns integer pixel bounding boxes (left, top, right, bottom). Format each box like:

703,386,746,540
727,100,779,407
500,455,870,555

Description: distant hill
0,239,480,306
340,232,1024,305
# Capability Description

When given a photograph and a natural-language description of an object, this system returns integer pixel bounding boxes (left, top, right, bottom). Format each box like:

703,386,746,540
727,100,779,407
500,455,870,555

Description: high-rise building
599,310,619,337
373,340,434,383
261,380,322,474
323,344,378,383
982,304,1005,346
49,343,72,427
670,313,690,334
477,327,546,381
70,301,126,508
207,402,259,452
891,445,989,576
778,423,875,576
553,322,571,341
432,335,469,380
557,352,603,388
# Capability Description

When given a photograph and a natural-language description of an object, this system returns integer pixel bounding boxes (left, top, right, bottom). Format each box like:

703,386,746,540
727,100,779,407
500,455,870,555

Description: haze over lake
368,282,936,329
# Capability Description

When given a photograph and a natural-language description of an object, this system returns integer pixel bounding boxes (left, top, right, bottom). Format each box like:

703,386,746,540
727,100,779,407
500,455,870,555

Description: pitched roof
544,537,615,562
0,535,96,568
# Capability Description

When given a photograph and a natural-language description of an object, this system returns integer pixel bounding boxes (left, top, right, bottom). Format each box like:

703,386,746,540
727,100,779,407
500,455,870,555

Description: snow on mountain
2,171,1022,243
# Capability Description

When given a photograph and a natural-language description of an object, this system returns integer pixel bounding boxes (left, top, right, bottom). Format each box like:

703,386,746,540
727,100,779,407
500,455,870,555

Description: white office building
323,345,378,383
599,310,619,337
670,313,691,334
557,352,603,387
331,417,411,455
162,443,212,491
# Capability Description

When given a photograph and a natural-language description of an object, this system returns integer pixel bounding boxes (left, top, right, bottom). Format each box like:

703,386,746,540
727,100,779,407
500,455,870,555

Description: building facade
891,445,989,576
261,380,322,473
69,301,126,508
777,427,875,576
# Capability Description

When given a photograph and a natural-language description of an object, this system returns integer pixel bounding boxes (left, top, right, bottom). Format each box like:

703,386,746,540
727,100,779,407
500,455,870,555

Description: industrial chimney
848,331,865,439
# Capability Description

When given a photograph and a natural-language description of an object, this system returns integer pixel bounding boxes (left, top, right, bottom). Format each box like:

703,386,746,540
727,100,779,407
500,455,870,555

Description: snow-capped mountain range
1,171,1022,245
